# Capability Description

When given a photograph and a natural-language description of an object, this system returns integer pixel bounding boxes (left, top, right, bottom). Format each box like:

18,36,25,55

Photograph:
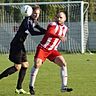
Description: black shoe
61,87,73,92
29,86,35,95
0,73,2,79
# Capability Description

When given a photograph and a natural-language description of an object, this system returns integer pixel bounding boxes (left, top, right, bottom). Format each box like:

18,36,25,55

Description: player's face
32,9,40,20
56,12,66,25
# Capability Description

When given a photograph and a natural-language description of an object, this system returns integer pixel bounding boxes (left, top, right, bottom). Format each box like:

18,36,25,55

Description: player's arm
47,25,60,38
28,27,46,36
35,23,46,35
47,25,68,42
24,18,46,36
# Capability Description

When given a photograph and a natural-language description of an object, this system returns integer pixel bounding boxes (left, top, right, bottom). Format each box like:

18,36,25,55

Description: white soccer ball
21,5,33,16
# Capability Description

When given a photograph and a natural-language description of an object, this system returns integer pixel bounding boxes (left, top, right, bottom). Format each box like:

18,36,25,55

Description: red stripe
46,25,60,49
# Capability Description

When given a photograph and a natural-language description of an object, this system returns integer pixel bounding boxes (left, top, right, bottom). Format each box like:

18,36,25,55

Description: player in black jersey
0,5,46,94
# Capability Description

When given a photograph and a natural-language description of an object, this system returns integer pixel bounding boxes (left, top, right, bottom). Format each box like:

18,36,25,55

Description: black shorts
9,44,27,64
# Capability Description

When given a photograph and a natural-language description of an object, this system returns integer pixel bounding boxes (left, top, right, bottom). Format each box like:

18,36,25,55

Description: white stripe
62,25,68,37
33,23,35,27
43,37,52,48
59,26,63,36
54,41,61,50
54,25,59,33
25,30,29,34
48,38,59,50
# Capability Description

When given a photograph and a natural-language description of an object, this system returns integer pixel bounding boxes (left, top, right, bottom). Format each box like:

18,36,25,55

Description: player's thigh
9,52,22,70
9,51,22,64
20,50,29,68
9,48,26,64
48,50,61,61
34,46,49,68
35,46,49,62
54,55,67,67
48,50,67,67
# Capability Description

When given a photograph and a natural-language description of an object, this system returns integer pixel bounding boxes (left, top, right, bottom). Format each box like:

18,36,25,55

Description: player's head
55,11,66,25
31,5,41,20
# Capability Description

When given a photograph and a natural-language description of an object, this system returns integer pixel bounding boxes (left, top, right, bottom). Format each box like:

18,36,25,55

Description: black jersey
11,17,46,46
9,17,46,63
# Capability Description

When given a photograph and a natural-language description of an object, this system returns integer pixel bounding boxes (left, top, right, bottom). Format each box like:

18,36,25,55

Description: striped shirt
40,22,68,50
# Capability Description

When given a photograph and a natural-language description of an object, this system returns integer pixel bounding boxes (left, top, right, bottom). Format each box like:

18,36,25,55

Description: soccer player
29,11,73,95
0,5,46,94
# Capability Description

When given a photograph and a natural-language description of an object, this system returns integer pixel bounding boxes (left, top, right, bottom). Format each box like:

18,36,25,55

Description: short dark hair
55,11,66,17
32,5,41,11
56,8,66,15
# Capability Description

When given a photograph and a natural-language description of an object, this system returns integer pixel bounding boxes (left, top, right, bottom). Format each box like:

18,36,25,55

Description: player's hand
59,36,67,42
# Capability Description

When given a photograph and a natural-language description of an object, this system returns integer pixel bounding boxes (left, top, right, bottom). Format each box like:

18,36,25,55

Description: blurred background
1,0,96,22
0,0,96,54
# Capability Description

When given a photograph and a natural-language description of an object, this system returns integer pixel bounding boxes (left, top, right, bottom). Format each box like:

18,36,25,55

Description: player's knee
15,64,21,71
60,60,67,67
35,62,42,68
34,59,42,68
61,60,67,66
54,56,67,67
62,62,67,67
22,62,29,68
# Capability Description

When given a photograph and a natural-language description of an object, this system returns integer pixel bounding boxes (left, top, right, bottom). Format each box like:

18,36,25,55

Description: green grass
0,53,96,96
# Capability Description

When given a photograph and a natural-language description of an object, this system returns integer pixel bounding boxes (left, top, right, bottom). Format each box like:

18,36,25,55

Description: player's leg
0,65,18,79
29,46,47,95
15,62,29,94
15,51,29,94
49,50,73,92
0,51,22,80
16,62,29,89
9,52,28,94
54,55,73,92
29,58,42,95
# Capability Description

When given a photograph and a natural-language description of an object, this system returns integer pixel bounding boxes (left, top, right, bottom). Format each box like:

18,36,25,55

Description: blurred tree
0,0,5,3
0,0,96,21
88,0,96,21
13,0,22,22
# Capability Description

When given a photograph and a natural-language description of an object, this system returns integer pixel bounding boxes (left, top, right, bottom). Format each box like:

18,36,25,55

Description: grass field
0,53,96,96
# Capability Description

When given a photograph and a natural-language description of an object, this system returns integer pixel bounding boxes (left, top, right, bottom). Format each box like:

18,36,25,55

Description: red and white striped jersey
40,22,68,50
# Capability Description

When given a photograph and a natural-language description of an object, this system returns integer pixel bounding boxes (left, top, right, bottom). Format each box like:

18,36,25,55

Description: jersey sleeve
28,26,46,36
46,23,60,38
35,24,46,35
25,18,46,36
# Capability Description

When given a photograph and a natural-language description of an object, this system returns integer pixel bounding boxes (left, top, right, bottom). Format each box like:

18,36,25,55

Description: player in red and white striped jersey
29,11,73,95
40,21,68,50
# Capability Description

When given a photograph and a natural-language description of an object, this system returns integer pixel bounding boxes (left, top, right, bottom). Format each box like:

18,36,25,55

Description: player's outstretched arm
28,28,45,36
35,24,46,34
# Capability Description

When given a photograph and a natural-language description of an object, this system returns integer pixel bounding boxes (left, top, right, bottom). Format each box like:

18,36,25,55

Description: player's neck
56,21,64,26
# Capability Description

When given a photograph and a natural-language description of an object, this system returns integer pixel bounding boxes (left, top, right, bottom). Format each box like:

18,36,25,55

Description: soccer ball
21,5,33,16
